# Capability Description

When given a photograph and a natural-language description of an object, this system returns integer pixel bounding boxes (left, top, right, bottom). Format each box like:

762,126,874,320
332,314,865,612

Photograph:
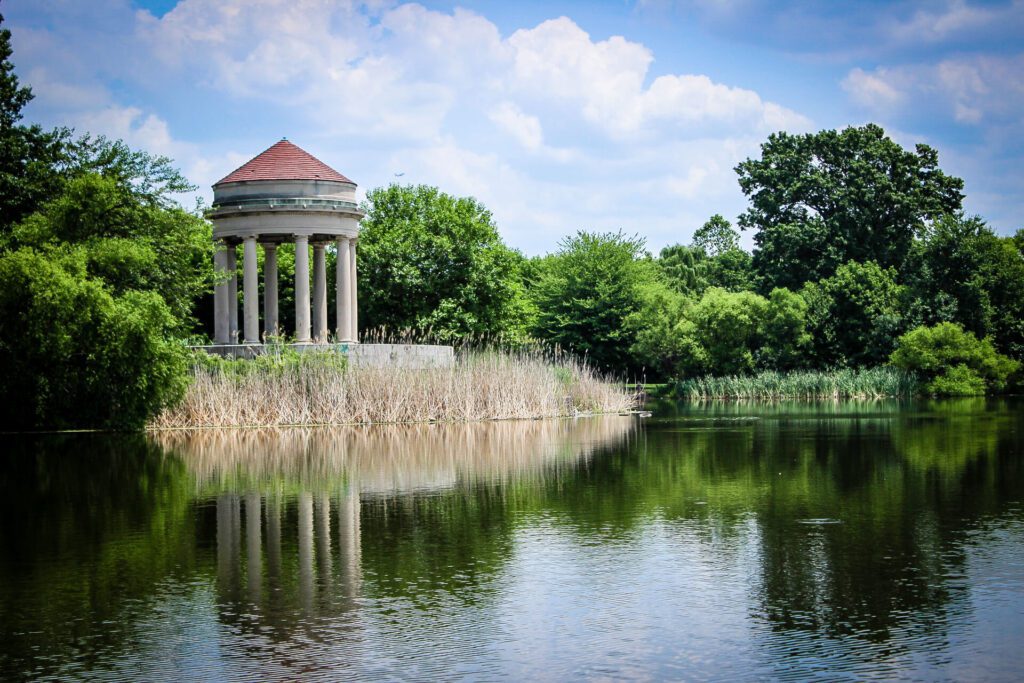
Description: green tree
658,244,707,295
531,231,651,372
802,260,904,367
904,214,1024,359
890,322,1018,396
760,288,812,371
737,124,964,290
358,184,529,340
692,214,739,256
11,172,211,331
658,242,754,296
683,288,769,375
704,247,755,292
0,248,188,429
0,14,70,235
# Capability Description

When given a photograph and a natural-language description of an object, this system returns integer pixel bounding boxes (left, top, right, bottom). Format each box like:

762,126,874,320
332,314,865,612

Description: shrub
889,322,1018,396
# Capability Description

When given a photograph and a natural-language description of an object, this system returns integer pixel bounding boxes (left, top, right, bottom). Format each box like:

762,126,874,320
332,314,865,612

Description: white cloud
507,17,807,138
844,54,1024,126
888,0,1022,45
489,102,544,151
842,68,907,110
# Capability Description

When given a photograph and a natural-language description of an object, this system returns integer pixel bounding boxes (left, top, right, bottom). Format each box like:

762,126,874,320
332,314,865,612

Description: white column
350,239,359,343
263,243,278,339
312,242,328,342
336,236,352,342
227,245,239,342
213,240,230,344
294,235,311,342
243,236,259,343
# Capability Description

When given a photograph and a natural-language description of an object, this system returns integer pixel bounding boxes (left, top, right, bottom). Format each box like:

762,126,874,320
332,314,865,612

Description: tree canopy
737,124,964,290
358,184,530,340
0,17,208,428
530,231,654,373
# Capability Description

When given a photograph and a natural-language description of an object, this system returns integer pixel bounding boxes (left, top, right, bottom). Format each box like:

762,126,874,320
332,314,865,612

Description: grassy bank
674,367,919,400
150,348,636,429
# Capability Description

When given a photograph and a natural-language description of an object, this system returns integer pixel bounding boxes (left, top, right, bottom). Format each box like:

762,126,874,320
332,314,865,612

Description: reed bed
675,367,919,401
150,347,636,429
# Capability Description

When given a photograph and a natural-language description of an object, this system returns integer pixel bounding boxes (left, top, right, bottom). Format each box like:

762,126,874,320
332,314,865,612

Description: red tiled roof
215,139,353,185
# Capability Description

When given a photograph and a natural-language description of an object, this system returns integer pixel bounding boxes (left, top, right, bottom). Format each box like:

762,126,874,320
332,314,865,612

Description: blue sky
6,0,1023,254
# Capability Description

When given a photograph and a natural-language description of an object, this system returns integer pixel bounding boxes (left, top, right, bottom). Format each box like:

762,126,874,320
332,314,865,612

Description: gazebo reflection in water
151,417,637,632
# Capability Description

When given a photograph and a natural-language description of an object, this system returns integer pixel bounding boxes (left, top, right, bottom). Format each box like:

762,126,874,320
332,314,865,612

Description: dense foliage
630,287,810,378
529,231,652,372
0,248,188,429
0,19,207,429
736,124,964,291
358,184,530,340
890,323,1018,396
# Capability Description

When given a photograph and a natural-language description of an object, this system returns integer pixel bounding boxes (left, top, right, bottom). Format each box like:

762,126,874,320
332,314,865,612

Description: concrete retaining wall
193,343,454,368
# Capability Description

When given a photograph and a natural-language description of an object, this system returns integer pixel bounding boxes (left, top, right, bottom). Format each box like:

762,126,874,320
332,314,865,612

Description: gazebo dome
208,139,363,243
215,139,353,185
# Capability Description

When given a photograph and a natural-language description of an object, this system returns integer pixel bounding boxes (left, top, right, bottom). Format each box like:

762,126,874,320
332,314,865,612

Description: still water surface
2,399,1023,681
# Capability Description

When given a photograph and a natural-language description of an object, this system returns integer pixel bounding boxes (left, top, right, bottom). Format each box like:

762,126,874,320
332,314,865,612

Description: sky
5,0,1023,255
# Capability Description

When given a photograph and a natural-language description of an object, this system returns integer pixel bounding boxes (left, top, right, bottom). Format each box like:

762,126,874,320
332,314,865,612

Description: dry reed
150,347,637,429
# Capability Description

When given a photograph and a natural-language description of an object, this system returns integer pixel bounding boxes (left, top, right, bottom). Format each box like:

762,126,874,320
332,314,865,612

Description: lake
2,399,1023,681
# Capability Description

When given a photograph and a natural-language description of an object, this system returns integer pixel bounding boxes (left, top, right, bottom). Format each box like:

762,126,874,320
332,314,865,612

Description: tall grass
150,346,636,429
675,367,919,401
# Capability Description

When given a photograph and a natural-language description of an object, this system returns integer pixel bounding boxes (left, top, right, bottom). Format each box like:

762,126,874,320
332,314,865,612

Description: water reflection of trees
155,417,637,495
0,434,196,678
588,399,1024,658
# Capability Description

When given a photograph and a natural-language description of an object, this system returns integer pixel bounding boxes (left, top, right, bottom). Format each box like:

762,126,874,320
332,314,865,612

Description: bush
0,248,189,429
889,322,1018,396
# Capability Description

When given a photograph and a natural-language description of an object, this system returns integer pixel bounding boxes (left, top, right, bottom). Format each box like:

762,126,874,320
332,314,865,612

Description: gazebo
208,139,364,345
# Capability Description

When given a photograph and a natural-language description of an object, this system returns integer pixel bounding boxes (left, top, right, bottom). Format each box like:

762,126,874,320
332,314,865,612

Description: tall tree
531,231,652,372
0,13,69,236
358,184,529,340
736,124,964,290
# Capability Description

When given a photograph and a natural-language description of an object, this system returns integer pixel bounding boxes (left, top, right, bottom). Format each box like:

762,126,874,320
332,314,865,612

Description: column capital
261,242,277,251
